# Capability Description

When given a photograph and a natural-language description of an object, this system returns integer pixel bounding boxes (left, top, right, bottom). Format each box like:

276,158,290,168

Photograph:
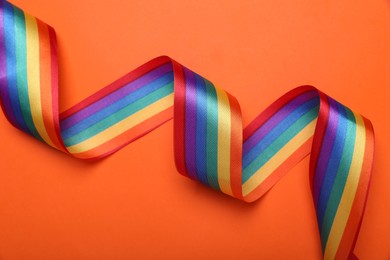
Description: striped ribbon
0,1,374,259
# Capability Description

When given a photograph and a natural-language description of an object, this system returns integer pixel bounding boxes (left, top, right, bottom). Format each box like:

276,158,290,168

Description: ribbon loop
0,1,374,259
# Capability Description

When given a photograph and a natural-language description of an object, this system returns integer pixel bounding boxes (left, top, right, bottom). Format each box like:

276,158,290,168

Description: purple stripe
184,67,198,180
0,2,18,127
60,63,172,130
313,98,339,206
243,90,317,154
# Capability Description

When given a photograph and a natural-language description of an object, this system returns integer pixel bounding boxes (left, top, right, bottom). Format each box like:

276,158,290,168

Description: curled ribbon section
0,1,374,259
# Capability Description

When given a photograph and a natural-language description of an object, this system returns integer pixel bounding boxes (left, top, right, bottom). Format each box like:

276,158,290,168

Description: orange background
0,0,389,259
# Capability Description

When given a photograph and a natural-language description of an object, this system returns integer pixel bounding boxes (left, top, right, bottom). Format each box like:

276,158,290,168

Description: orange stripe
244,136,313,202
37,19,64,150
334,117,374,259
71,107,173,159
227,93,244,200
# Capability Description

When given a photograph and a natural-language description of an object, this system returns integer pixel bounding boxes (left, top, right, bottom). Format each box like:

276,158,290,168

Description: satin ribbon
0,1,374,259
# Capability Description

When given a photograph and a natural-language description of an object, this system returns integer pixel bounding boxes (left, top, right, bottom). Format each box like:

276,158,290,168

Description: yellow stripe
323,114,366,260
25,14,54,147
242,118,317,197
215,87,233,196
66,93,174,154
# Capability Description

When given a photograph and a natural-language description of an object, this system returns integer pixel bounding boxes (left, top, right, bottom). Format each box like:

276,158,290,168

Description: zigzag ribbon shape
0,1,374,259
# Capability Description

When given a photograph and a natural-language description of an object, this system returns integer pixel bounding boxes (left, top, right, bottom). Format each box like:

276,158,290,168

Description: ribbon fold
0,1,374,259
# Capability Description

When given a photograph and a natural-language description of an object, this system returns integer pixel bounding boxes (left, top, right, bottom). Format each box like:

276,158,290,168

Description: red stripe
172,59,188,177
36,19,63,150
309,91,329,192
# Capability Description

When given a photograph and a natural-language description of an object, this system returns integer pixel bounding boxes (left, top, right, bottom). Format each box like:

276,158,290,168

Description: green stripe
205,80,219,190
320,107,356,250
243,106,319,180
64,82,174,146
13,7,41,140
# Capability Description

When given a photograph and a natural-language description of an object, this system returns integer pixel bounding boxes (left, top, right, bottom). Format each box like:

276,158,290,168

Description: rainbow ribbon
0,1,374,259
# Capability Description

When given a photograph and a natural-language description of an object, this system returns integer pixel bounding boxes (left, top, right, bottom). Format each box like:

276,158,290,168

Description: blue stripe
316,101,348,228
194,73,208,185
3,3,29,132
242,98,319,171
61,72,173,139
